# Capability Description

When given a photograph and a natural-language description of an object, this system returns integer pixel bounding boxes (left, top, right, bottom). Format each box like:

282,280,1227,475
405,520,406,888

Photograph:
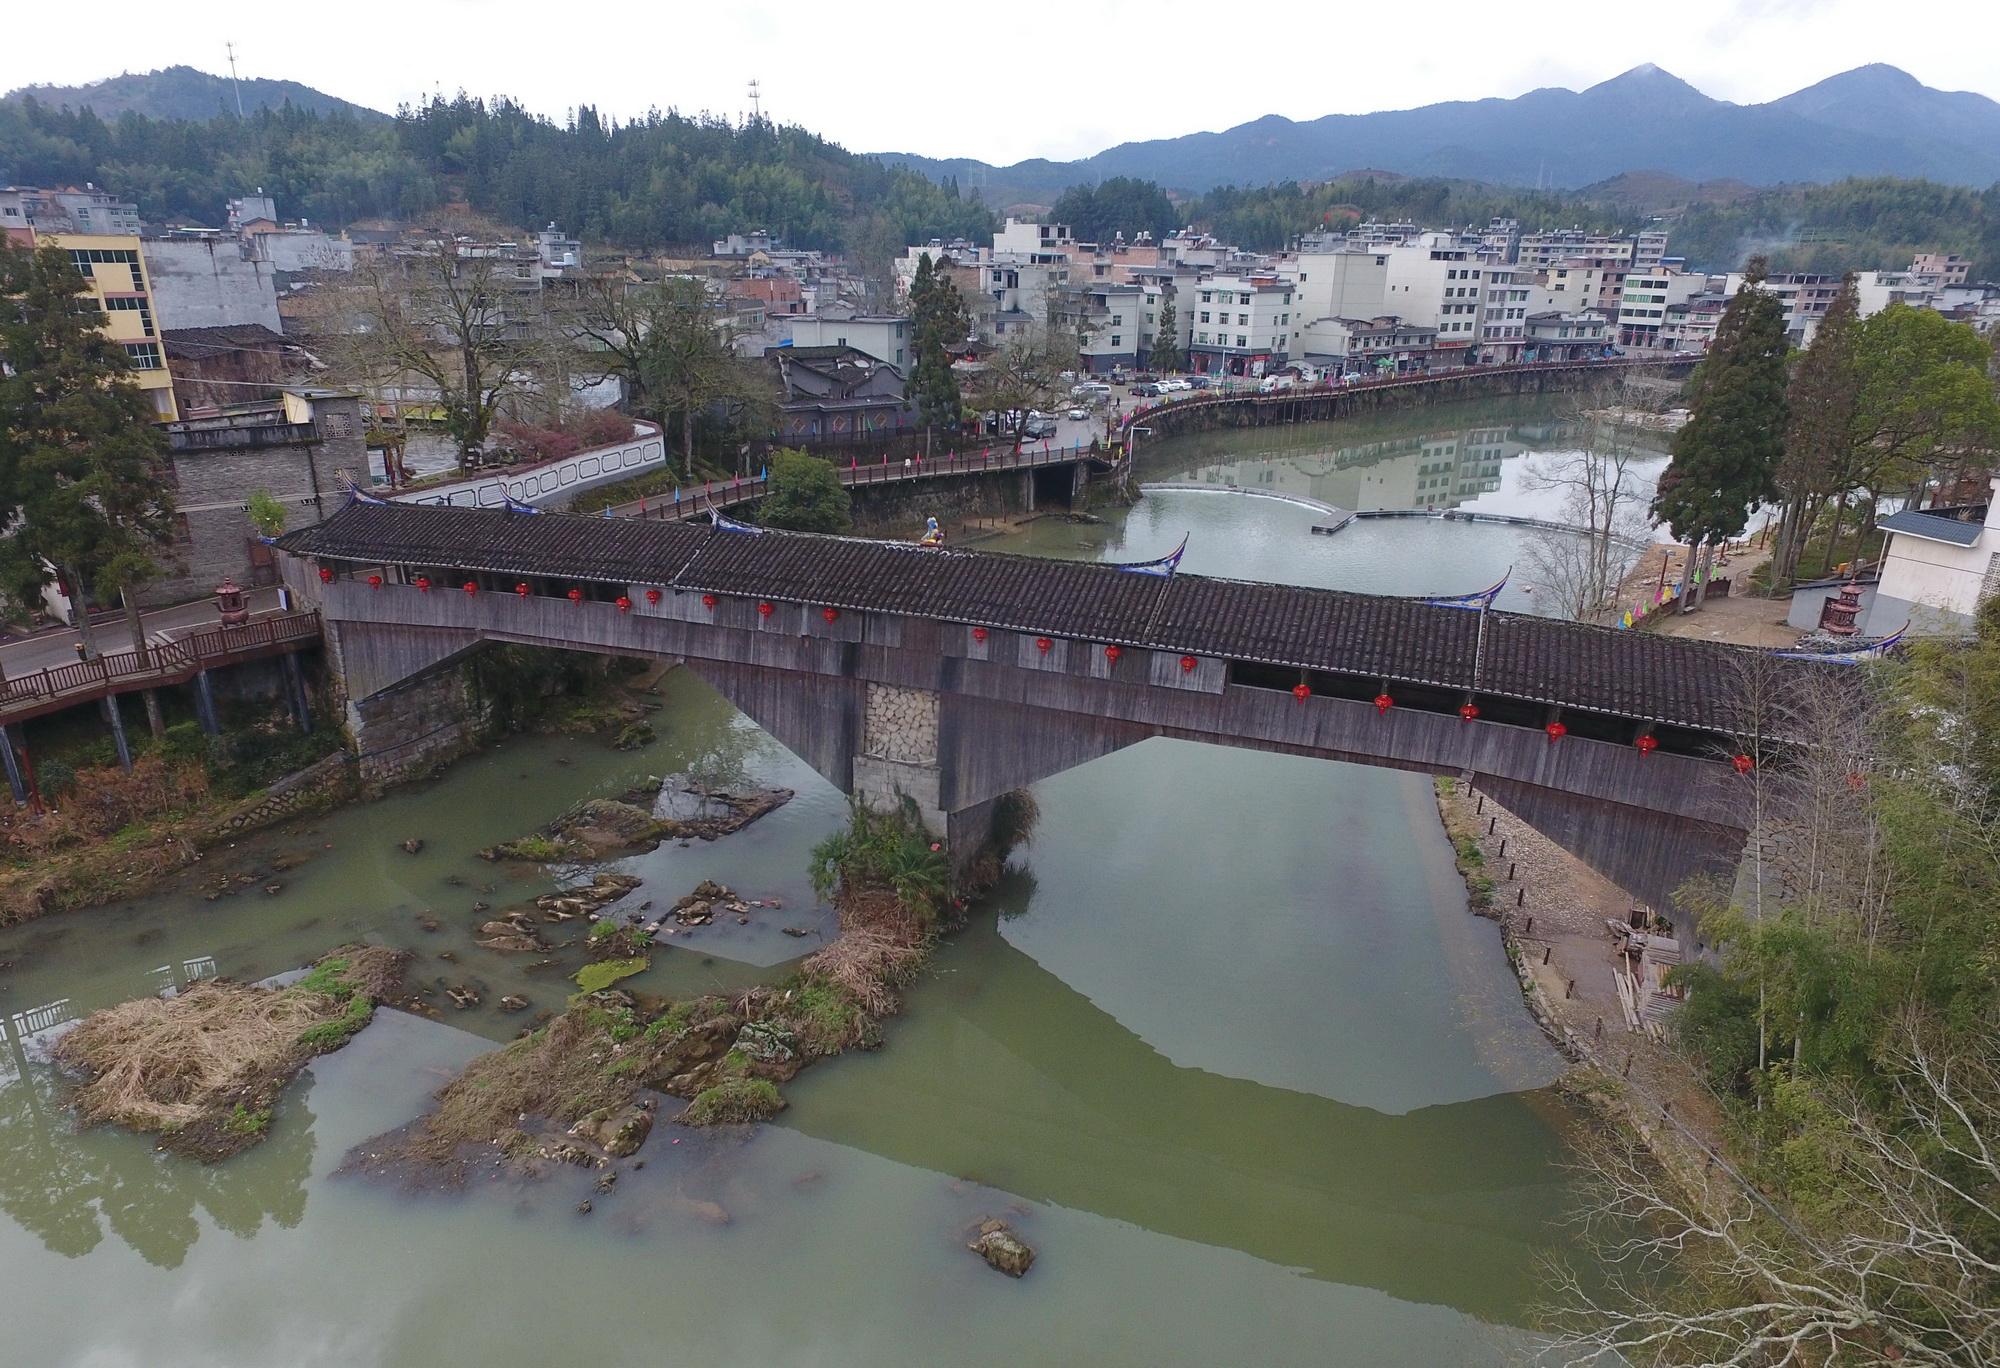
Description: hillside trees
1776,274,1860,586
0,243,179,741
1651,258,1789,604
1049,177,1179,242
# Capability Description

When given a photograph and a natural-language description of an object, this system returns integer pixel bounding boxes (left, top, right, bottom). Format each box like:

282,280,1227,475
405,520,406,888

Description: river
0,398,1636,1366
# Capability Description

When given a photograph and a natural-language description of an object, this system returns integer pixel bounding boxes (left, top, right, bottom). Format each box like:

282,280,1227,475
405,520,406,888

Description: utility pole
226,42,245,117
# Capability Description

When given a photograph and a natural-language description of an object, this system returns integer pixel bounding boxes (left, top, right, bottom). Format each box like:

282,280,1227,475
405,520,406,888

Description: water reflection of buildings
1186,422,1546,512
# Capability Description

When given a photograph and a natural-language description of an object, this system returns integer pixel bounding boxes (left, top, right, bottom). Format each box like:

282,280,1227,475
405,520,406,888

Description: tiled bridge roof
281,502,1775,730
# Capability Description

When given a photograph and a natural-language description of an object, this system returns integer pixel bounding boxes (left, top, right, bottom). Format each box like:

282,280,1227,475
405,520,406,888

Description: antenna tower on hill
748,79,762,124
226,42,245,117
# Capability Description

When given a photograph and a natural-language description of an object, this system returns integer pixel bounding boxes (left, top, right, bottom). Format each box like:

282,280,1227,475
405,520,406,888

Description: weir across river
278,498,1799,907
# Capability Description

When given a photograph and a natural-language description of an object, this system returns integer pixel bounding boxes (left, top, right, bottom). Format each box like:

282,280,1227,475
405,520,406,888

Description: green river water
0,398,1639,1366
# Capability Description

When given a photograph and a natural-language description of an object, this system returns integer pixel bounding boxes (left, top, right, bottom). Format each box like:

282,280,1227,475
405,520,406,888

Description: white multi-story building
1078,282,1147,374
1291,250,1389,332
1477,266,1535,360
1186,274,1296,375
1517,231,1635,269
1723,272,1844,346
1,184,143,236
1616,267,1708,348
994,218,1075,260
1381,235,1489,355
788,313,911,369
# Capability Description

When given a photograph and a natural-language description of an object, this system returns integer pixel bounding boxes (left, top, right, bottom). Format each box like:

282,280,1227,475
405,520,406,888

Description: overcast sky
4,0,1995,166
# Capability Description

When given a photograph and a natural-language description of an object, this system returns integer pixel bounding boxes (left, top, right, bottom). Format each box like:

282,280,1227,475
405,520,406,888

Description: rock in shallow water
969,1220,1035,1277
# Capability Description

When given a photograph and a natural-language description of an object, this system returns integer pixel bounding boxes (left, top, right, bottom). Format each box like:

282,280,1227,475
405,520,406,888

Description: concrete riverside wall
301,578,1750,906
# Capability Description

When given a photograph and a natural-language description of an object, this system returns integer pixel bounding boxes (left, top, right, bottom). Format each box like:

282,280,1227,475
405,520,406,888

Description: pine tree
0,243,179,738
1650,257,1790,606
1775,272,1859,588
1149,301,1181,373
907,253,968,437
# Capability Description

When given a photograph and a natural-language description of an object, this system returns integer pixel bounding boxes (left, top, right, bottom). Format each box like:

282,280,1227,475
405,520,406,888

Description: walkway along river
0,395,1662,1367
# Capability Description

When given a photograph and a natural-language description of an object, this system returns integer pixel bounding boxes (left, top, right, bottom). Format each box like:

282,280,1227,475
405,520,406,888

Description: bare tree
324,234,551,471
1521,395,1655,621
1540,1017,2000,1368
966,331,1075,449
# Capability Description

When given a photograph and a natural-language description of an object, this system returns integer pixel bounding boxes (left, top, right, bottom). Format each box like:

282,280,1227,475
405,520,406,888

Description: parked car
1158,378,1192,392
1065,407,1088,421
1130,383,1163,398
1186,374,1217,390
1258,374,1298,393
1071,382,1112,398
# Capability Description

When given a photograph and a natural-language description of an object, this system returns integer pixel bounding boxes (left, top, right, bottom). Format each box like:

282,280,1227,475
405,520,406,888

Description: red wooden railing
0,612,322,721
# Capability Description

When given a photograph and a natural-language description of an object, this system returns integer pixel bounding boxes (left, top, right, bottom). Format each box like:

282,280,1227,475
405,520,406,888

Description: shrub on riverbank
54,946,408,1161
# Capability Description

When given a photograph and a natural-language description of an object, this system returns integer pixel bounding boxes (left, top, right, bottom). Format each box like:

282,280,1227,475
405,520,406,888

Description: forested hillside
0,95,993,258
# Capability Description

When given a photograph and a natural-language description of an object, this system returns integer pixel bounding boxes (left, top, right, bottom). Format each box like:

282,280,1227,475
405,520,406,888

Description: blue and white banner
711,510,765,534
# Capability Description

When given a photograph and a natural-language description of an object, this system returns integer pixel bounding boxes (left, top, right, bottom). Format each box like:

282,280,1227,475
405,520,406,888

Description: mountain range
878,64,2000,206
2,65,386,122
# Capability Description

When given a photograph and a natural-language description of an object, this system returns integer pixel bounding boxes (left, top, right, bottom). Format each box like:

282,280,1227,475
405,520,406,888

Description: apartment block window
1199,311,1210,323
1237,314,1248,326
1235,335,1247,347
1145,312,1154,323
1110,335,1121,346
1200,290,1212,303
124,341,162,369
1197,331,1210,344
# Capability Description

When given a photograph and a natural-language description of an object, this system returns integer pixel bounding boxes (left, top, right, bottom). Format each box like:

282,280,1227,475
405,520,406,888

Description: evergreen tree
1775,272,1860,588
906,253,968,437
0,243,179,738
1650,257,1790,605
1148,301,1181,373
757,449,851,533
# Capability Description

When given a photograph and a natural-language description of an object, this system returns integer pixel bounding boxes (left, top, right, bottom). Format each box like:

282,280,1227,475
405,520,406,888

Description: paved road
0,586,287,680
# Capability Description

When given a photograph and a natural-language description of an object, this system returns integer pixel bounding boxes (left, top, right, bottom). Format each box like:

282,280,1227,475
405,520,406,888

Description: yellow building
34,232,178,420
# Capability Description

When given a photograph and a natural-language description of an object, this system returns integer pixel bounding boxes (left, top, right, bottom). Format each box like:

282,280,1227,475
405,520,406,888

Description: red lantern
822,607,838,622
1732,753,1755,775
463,581,477,596
1374,693,1394,715
758,602,774,617
972,627,988,643
1546,721,1568,741
516,583,530,597
616,596,632,613
1181,655,1198,674
1036,637,1053,653
1459,702,1479,721
317,567,334,583
1292,682,1311,703
1104,644,1121,663
415,577,431,593
701,594,717,610
567,589,584,605
645,588,661,605
367,574,383,590
1635,735,1659,757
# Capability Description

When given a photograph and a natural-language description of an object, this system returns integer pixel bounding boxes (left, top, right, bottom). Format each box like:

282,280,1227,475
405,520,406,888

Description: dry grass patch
54,945,408,1161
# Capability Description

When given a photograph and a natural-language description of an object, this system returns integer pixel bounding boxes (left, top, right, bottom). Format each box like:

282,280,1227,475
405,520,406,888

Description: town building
162,323,293,413
1477,266,1535,361
1522,309,1612,360
143,232,284,332
1615,267,1707,348
1186,274,1296,375
787,313,912,368
149,389,366,603
35,232,178,419
1855,480,2000,636
1077,282,1147,374
764,346,911,446
2,184,143,236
